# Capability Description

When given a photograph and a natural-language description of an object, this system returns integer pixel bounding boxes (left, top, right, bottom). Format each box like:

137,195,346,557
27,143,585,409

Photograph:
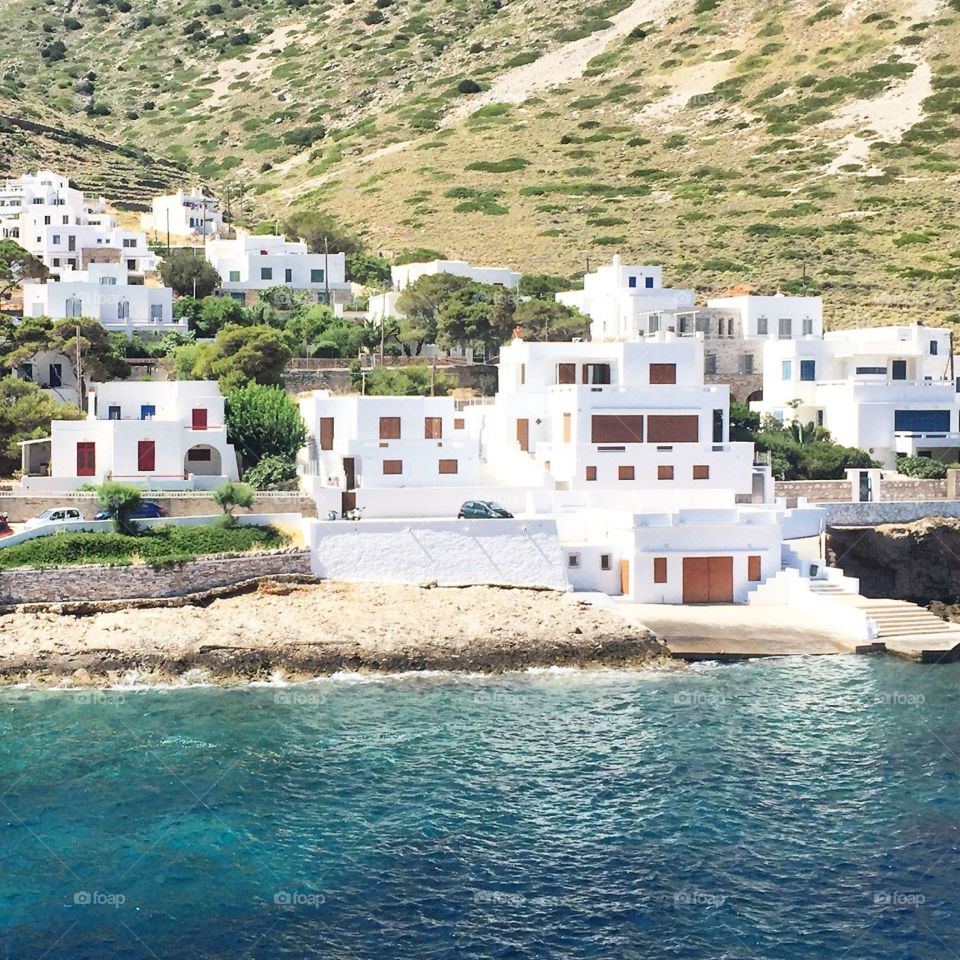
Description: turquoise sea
0,656,957,959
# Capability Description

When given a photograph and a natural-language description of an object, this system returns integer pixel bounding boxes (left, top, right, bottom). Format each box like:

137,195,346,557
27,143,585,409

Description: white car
24,507,84,530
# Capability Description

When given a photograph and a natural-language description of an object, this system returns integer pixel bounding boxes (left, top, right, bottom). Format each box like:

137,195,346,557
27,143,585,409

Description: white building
0,169,157,275
11,349,81,407
22,263,179,335
142,187,223,239
205,230,350,305
705,293,823,342
556,255,695,341
753,324,960,468
19,381,239,491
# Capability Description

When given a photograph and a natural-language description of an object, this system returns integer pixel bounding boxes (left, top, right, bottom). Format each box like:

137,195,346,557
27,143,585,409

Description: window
704,353,717,375
645,276,654,289
100,276,117,286
654,558,667,584
739,354,754,375
137,440,156,472
567,553,581,569
424,417,443,440
582,363,611,385
65,297,82,317
438,459,458,475
20,362,33,382
108,405,121,420
140,404,156,420
76,442,96,477
192,408,208,430
892,360,907,381
855,366,886,375
693,465,709,480
454,418,465,430
778,318,792,339
782,360,793,381
601,554,612,571
563,413,572,443
379,416,401,440
894,410,951,432
187,447,211,461
557,362,576,384
382,460,403,475
260,267,273,281
757,317,768,336
592,415,643,443
123,238,136,248
52,234,60,245
585,465,597,481
649,363,677,385
816,410,824,427
319,417,334,451
283,268,292,283
802,316,813,336
618,465,635,480
800,360,816,382
519,363,525,385
229,270,241,283
647,415,698,443
748,555,762,582
311,269,324,283
658,465,674,480
117,299,130,320
930,340,939,356
150,304,163,322
628,276,637,289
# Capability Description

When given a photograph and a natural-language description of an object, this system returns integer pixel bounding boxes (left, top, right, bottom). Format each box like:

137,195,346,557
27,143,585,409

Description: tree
0,240,48,303
518,273,573,300
365,365,456,397
346,251,391,287
0,377,83,476
242,454,299,490
394,248,446,266
0,315,55,370
281,209,362,255
158,248,221,298
47,319,131,383
194,295,247,337
435,281,514,355
212,480,255,525
94,481,143,535
395,273,470,352
225,383,307,469
513,300,589,341
191,324,291,391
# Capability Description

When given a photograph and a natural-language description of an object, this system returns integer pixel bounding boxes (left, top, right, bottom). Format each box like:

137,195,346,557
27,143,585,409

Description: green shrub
243,455,299,490
465,156,528,173
457,79,482,95
895,456,948,479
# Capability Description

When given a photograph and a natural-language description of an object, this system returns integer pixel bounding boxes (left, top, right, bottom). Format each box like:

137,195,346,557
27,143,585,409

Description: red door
137,440,156,472
192,408,208,430
76,442,96,477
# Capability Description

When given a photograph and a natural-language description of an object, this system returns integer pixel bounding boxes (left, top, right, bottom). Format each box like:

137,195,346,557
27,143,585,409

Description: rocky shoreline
0,580,667,687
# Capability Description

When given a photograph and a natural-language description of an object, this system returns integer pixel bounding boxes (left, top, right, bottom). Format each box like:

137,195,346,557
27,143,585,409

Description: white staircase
849,599,954,638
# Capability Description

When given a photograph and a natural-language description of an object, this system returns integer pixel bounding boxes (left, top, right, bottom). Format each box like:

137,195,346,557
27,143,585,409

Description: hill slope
1,0,959,324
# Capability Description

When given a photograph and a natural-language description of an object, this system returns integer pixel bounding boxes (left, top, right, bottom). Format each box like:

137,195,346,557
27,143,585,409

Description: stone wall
0,548,311,604
282,363,498,397
878,479,948,501
0,493,317,523
775,478,952,505
775,480,853,503
822,501,960,527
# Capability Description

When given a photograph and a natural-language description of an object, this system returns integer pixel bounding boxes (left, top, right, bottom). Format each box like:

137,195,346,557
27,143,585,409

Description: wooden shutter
748,555,762,582
379,417,401,440
693,464,710,480
76,442,96,477
649,363,677,385
424,417,443,440
647,415,699,443
658,465,674,480
557,363,576,384
618,465,635,480
191,408,208,430
438,459,458,475
585,465,597,481
653,557,667,584
591,415,644,443
137,440,156,472
382,459,403,475
319,417,334,451
516,418,529,452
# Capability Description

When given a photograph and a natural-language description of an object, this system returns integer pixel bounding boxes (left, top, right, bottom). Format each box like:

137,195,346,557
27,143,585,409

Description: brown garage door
682,557,734,604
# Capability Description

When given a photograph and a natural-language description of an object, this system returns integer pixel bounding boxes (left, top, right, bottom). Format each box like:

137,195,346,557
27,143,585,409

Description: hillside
1,0,959,325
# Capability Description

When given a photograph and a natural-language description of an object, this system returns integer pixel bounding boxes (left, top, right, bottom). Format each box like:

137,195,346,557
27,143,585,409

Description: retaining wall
822,501,960,526
0,548,311,604
776,478,951,505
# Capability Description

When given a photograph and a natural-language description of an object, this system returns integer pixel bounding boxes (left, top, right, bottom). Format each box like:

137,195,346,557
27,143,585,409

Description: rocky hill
1,0,959,324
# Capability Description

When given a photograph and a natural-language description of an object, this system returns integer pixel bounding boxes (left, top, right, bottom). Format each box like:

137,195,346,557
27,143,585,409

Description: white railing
0,489,305,500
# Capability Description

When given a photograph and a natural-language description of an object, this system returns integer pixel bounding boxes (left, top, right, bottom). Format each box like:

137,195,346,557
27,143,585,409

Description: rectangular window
260,267,273,281
855,366,887,375
757,317,768,336
601,554,612,571
892,360,907,381
748,555,762,582
557,363,576,385
645,276,654,289
519,363,525,385
931,340,939,356
454,418,465,430
802,317,813,336
654,558,667,584
188,447,211,461
108,405,121,420
379,416,401,440
137,440,156,472
618,465,635,480
582,363,611,385
563,413,572,443
438,459,458,475
585,465,597,481
319,417,334,451
800,360,816,382
424,417,443,440
52,234,60,245
649,363,677,385
382,460,403,475
568,553,581,569
592,415,643,443
140,404,156,420
738,354,754,375
311,269,324,283
284,268,293,283
704,353,717,375
76,441,96,477
647,415,699,443
628,276,637,289
49,364,62,388
21,362,33,382
782,360,793,381
894,410,951,432
229,270,241,283
658,465,674,480
778,318,792,339
693,465,709,480
191,408,208,430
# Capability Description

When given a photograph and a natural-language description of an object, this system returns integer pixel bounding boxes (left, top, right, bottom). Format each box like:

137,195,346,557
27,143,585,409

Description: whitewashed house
205,230,350,305
753,324,960,468
0,170,157,274
142,187,223,239
19,381,239,491
10,349,81,407
22,263,179,335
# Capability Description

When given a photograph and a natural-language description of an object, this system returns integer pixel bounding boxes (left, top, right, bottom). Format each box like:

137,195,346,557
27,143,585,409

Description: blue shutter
894,410,951,432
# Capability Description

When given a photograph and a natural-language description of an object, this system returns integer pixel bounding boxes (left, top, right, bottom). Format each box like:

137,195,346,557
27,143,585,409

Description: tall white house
143,187,224,239
753,324,959,467
19,381,239,491
22,263,178,335
556,255,696,341
204,230,350,305
0,169,156,274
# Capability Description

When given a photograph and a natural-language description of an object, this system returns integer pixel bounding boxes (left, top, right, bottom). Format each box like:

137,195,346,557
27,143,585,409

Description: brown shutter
591,415,644,443
649,363,677,385
379,417,401,440
563,413,572,443
424,417,443,440
137,440,156,472
382,459,403,475
647,415,699,443
654,557,667,584
557,363,576,384
657,465,674,480
319,417,334,451
516,418,530,452
618,465,635,480
693,464,709,479
585,465,597,481
438,459,458,475
748,555,762,582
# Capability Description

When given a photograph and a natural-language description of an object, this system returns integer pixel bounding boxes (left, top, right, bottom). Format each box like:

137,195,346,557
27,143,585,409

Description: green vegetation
93,481,143,535
0,377,83,477
158,249,221,298
225,383,306,475
0,524,288,570
0,240,48,302
895,456,959,480
212,480,256,524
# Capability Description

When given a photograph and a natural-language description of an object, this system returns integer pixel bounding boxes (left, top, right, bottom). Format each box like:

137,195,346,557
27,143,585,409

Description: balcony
894,431,960,455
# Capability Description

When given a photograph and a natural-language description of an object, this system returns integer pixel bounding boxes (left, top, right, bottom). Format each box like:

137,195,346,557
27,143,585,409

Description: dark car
457,500,514,520
94,501,168,521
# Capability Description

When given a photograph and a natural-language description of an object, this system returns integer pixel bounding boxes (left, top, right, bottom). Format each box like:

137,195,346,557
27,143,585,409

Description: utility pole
166,210,170,257
75,323,82,412
801,258,808,296
431,354,437,397
323,234,330,306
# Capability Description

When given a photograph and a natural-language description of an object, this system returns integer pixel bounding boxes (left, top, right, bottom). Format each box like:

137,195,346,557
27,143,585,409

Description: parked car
457,500,514,520
24,507,84,530
93,501,168,521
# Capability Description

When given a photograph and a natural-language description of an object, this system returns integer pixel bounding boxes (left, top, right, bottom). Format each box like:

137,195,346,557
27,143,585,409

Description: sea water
0,657,957,959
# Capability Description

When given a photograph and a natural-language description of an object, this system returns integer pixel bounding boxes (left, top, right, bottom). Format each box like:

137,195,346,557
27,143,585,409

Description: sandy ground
0,581,665,685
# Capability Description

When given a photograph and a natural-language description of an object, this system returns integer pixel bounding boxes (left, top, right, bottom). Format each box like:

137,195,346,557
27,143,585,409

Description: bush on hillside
243,455,299,490
457,79,482,95
895,456,951,480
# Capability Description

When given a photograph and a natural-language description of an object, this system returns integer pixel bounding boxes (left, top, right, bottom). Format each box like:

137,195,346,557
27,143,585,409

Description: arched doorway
184,444,222,476
746,389,763,405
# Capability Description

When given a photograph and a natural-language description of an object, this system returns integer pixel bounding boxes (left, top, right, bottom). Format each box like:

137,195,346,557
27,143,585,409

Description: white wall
706,294,822,340
391,260,522,291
